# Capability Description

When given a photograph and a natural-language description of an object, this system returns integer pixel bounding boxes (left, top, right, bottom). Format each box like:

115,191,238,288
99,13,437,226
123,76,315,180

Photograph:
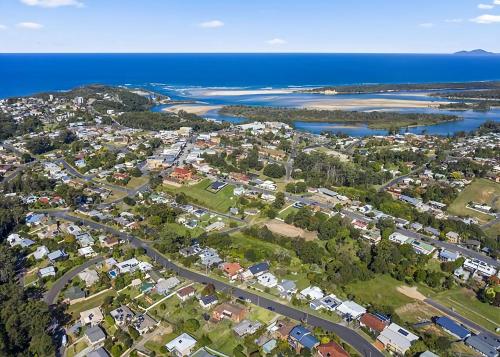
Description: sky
1,0,500,53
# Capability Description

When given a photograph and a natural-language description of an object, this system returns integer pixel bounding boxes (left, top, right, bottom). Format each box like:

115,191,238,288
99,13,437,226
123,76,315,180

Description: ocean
2,53,500,136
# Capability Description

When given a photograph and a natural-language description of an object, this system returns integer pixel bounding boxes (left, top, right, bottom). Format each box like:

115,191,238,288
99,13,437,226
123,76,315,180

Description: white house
299,286,324,300
336,300,366,320
257,272,278,288
377,323,419,355
165,333,197,357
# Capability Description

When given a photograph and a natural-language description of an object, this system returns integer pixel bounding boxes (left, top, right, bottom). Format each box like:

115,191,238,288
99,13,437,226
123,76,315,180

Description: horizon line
0,51,498,55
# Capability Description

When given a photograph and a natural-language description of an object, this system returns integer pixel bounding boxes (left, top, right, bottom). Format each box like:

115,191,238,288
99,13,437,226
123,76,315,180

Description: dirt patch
265,219,317,240
396,301,441,323
397,286,426,301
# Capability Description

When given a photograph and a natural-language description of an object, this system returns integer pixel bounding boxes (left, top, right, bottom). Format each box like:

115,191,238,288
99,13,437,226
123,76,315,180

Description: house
316,341,350,357
277,280,297,299
233,320,262,337
156,277,181,295
171,167,192,182
87,347,110,357
299,286,324,300
33,245,49,260
273,319,297,340
85,325,106,345
177,286,196,301
463,258,497,277
212,303,247,323
288,325,319,353
64,286,86,304
199,295,218,309
359,313,390,335
110,306,135,326
132,314,158,335
247,262,269,277
78,246,96,258
389,232,411,245
465,333,500,357
446,231,460,243
7,234,35,248
377,323,419,355
75,269,99,287
438,249,460,262
165,333,197,357
310,294,342,312
205,221,225,232
434,316,471,340
336,300,366,320
80,307,104,326
115,258,140,274
38,266,56,279
257,272,278,288
262,339,277,354
222,262,243,280
47,249,68,263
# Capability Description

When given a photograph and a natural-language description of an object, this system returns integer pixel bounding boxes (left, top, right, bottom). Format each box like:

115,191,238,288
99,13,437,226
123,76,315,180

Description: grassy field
343,275,414,310
67,290,117,318
277,205,298,220
429,287,500,333
162,179,236,213
483,221,500,240
126,176,149,189
448,178,500,222
65,340,88,357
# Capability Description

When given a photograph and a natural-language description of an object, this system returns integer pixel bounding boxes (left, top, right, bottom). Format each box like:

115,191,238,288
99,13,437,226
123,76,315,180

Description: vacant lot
265,219,317,240
430,287,500,333
343,275,414,310
162,179,235,212
448,178,500,222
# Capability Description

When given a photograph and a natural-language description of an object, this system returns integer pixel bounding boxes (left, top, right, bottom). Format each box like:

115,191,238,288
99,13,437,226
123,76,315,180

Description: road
40,210,382,357
44,255,105,305
424,298,498,338
377,164,427,192
395,228,499,268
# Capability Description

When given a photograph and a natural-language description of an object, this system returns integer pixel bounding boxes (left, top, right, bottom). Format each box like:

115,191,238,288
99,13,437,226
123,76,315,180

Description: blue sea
2,53,500,136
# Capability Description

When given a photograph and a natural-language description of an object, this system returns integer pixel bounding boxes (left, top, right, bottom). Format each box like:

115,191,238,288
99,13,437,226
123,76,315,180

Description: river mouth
146,84,500,137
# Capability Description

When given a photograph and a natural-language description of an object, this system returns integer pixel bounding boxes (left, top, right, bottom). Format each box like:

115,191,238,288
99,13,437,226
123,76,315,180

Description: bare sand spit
304,98,448,110
163,104,222,115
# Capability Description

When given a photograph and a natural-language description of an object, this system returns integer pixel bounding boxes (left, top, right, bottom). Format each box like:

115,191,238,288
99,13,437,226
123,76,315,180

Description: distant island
454,49,496,56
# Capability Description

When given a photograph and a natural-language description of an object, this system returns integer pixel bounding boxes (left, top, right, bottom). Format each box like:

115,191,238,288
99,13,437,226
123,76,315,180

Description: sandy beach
303,98,447,110
163,104,222,115
201,88,296,96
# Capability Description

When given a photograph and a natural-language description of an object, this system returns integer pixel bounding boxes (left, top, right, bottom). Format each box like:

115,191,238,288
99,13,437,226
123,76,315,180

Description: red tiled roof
317,341,350,357
360,313,387,333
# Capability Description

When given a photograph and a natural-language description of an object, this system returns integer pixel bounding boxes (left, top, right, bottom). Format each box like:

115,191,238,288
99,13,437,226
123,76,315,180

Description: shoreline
303,98,448,110
162,104,223,115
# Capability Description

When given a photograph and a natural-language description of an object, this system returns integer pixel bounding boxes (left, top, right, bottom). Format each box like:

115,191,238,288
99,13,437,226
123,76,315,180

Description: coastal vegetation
220,105,459,129
298,81,500,94
116,110,229,132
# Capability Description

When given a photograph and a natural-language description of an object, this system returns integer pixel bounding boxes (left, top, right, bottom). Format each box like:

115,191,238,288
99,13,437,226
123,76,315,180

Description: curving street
40,210,383,357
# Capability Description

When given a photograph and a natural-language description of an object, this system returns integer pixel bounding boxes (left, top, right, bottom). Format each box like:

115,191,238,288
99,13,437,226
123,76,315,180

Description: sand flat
163,104,222,115
304,98,448,110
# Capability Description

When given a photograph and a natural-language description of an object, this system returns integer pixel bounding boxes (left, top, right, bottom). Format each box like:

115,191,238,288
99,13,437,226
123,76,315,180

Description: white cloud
478,3,494,9
470,14,500,23
17,22,44,29
266,38,287,45
419,22,434,28
199,20,224,28
0,25,7,30
494,0,500,5
21,0,83,7
445,18,463,23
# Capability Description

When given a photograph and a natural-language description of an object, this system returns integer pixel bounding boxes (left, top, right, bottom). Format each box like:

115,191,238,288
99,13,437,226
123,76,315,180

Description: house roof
466,335,499,357
64,286,85,300
289,325,319,350
87,347,109,357
317,341,349,357
248,262,269,275
177,286,196,297
360,313,388,333
435,316,470,339
85,325,106,343
165,333,197,352
200,295,218,305
223,262,242,276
